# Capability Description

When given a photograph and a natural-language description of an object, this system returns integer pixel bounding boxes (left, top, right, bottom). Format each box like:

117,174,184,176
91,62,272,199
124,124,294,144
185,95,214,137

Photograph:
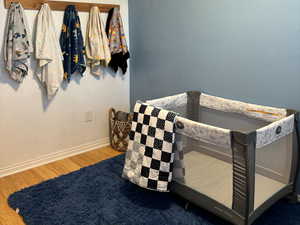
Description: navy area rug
8,154,300,225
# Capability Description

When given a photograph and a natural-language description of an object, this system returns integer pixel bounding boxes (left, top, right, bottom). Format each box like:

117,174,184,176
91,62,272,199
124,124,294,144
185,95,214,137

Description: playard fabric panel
147,92,292,149
256,115,294,149
147,92,287,122
175,116,231,148
122,102,184,192
199,93,287,122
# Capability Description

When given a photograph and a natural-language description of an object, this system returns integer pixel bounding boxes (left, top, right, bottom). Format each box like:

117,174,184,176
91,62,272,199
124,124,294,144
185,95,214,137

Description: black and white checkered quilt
122,101,178,192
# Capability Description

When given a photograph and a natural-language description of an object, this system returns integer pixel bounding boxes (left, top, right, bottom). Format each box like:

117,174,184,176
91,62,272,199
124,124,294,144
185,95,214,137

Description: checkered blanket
122,102,183,192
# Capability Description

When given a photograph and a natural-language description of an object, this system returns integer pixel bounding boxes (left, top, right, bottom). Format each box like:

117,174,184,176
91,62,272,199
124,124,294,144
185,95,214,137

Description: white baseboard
0,137,110,178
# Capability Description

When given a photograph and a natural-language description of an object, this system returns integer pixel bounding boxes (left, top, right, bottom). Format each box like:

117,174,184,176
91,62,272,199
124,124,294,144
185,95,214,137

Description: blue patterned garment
60,5,86,82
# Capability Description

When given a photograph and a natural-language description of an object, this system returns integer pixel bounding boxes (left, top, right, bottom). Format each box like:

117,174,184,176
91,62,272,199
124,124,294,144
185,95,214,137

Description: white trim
0,137,110,178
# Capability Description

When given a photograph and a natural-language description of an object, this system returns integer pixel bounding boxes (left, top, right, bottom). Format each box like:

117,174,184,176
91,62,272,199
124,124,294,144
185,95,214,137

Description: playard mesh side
146,91,297,218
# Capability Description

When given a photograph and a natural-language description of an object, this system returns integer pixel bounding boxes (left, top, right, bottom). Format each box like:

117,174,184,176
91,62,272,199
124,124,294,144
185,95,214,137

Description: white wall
0,0,130,177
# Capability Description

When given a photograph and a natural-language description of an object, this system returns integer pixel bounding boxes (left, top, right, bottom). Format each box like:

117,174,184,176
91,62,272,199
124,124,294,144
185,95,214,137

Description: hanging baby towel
60,5,86,82
106,8,130,74
35,3,64,99
4,2,32,83
86,6,111,76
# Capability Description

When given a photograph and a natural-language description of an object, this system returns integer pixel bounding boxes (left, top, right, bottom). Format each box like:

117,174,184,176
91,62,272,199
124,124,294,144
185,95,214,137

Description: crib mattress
183,151,286,209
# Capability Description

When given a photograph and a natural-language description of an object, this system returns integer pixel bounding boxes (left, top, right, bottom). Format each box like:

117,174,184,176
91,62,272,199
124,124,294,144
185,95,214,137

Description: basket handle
109,108,116,120
108,108,116,147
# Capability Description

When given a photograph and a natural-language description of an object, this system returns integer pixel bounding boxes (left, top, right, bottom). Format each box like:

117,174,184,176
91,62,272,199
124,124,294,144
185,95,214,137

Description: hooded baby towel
86,6,111,76
4,2,32,83
60,5,86,82
106,8,130,74
35,3,64,99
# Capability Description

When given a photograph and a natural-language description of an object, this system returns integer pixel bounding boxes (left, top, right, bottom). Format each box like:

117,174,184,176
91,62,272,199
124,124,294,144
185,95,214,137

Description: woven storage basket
109,108,132,152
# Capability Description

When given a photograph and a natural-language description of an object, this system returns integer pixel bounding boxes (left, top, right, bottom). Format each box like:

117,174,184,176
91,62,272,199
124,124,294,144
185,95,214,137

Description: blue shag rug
8,154,300,225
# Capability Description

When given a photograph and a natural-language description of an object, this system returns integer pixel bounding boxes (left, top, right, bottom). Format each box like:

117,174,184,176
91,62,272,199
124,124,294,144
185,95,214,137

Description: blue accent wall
129,0,300,111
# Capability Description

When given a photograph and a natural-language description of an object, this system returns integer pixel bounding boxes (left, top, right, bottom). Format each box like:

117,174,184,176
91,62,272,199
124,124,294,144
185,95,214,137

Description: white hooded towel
35,3,64,99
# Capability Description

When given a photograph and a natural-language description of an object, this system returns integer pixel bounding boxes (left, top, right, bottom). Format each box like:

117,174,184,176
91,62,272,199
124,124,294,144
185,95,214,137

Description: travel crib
146,91,300,225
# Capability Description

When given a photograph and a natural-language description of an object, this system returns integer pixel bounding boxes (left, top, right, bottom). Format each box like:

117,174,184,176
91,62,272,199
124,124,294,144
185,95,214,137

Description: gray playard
146,91,300,225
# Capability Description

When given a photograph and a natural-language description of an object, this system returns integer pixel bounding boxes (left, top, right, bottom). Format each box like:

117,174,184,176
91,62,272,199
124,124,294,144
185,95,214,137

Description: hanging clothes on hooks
85,6,111,76
4,2,32,83
106,7,130,74
60,5,86,82
35,3,64,99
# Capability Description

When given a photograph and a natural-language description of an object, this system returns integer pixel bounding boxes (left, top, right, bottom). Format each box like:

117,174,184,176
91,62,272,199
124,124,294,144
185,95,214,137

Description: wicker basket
109,108,132,152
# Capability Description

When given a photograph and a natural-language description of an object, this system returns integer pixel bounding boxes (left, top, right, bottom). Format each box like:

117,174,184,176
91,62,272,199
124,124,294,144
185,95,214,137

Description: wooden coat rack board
4,0,120,12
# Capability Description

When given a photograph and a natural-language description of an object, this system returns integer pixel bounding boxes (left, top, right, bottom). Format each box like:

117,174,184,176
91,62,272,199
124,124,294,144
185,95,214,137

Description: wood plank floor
0,147,122,225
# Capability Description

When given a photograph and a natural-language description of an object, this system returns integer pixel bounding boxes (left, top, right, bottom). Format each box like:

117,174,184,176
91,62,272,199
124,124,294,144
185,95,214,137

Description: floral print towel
106,7,130,74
